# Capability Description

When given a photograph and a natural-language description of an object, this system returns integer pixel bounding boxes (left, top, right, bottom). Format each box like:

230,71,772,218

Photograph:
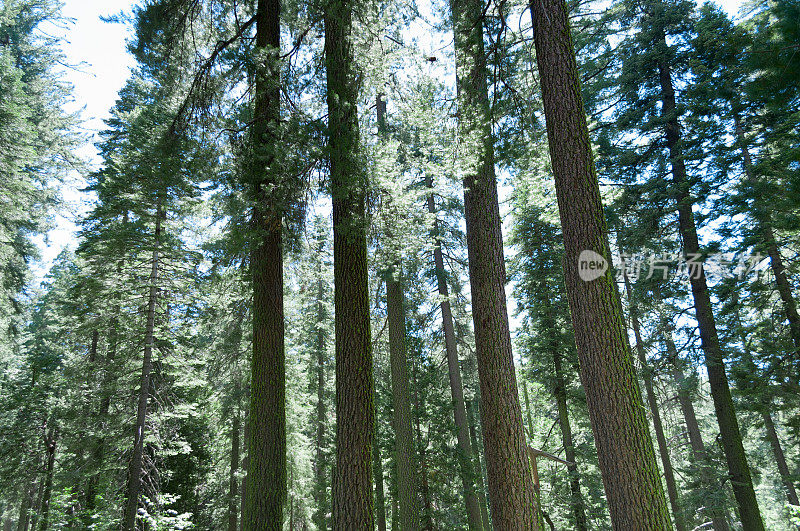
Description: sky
33,0,748,281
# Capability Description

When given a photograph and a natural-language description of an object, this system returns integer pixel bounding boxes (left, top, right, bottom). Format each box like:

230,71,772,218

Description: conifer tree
529,0,672,526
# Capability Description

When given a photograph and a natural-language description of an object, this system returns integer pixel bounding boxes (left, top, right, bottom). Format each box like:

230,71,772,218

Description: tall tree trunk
245,0,286,528
449,0,539,525
313,273,328,531
379,95,420,530
122,198,163,531
622,275,684,530
761,409,800,506
466,399,491,531
325,0,375,526
425,174,483,530
228,408,240,531
38,429,56,531
733,112,800,360
386,277,419,529
87,254,124,521
651,18,764,528
530,0,672,527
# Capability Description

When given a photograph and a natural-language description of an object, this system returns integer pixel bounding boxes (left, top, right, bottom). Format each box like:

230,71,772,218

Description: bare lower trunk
373,421,387,531
652,25,764,526
122,199,163,531
244,1,286,528
530,0,672,526
425,173,482,530
450,0,539,524
325,0,375,525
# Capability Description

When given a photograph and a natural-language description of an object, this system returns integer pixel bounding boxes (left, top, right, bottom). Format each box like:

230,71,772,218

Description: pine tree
449,0,539,525
324,0,375,526
529,0,672,526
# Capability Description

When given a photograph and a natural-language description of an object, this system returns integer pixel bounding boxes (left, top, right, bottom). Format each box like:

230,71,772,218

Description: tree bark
387,277,420,529
425,174,483,530
325,0,375,527
651,17,764,528
379,95,420,530
449,0,539,525
623,277,684,531
122,198,163,531
530,0,672,527
244,0,286,528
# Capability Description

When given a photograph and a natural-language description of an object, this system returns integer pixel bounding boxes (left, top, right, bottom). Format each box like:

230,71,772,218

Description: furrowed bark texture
651,20,764,528
387,277,420,529
245,0,286,527
530,0,672,527
425,174,483,530
122,199,163,531
325,0,375,527
449,0,539,525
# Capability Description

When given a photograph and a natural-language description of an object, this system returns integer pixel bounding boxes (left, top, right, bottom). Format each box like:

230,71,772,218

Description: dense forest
1,0,799,528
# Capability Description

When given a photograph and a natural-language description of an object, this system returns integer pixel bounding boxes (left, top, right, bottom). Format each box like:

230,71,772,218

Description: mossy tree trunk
530,0,672,527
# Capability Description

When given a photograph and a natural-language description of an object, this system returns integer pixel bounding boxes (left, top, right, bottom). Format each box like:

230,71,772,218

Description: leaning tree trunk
529,0,672,527
659,313,732,531
325,0,375,526
650,18,764,528
622,275,685,531
425,175,483,530
122,198,163,531
449,0,539,525
244,0,287,528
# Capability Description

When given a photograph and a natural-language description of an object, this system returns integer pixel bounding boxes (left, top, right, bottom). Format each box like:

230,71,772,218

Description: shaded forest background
1,0,799,528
